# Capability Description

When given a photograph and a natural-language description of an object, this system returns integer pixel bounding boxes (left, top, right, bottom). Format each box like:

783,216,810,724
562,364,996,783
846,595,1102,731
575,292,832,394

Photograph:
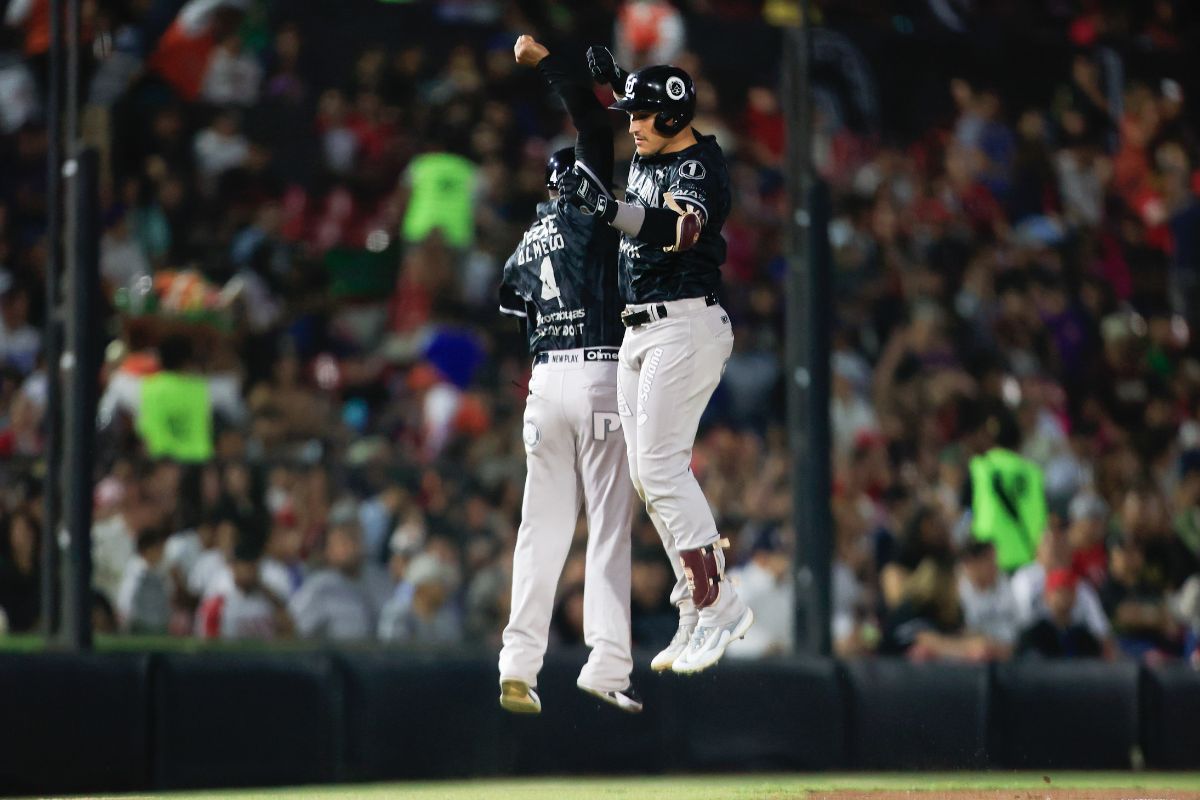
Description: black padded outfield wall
0,652,1198,795
337,651,844,781
991,661,1141,770
152,653,345,790
1141,662,1200,770
0,653,151,796
843,660,991,770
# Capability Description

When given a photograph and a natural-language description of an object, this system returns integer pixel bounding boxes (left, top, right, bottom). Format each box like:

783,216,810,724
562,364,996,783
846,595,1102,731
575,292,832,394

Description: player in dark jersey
560,50,754,675
496,36,640,716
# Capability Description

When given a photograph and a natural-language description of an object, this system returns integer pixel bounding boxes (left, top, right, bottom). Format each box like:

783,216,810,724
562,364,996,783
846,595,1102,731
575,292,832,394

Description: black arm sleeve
537,53,613,191
635,205,684,247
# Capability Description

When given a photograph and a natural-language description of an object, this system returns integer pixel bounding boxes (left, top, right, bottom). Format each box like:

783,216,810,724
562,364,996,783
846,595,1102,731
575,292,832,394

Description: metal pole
783,10,811,655
783,2,832,657
41,0,64,642
63,0,79,298
805,179,833,658
63,148,100,652
65,0,78,146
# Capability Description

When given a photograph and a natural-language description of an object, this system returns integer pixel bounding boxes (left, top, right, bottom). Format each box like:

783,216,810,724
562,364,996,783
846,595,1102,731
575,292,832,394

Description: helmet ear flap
654,111,682,136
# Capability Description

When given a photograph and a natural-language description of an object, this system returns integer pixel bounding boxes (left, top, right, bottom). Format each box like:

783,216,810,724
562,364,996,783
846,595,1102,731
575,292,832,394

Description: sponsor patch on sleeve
678,159,706,180
670,190,709,223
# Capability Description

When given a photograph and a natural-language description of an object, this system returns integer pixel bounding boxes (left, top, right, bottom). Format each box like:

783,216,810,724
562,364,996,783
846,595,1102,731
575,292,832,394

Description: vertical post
63,0,79,302
63,148,100,652
65,0,78,145
783,3,833,657
805,179,833,657
41,0,64,641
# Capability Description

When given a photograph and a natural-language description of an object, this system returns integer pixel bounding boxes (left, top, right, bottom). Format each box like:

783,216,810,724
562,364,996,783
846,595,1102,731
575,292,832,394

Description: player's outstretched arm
514,35,613,191
560,165,701,253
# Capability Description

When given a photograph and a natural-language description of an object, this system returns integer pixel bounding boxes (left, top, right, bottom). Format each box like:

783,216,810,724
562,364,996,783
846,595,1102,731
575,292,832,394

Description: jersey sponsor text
618,133,729,303
626,168,662,208
637,346,665,426
534,306,588,339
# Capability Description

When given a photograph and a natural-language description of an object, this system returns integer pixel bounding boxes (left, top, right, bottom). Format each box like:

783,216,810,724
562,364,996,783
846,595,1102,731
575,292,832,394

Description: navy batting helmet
545,146,576,191
610,65,696,136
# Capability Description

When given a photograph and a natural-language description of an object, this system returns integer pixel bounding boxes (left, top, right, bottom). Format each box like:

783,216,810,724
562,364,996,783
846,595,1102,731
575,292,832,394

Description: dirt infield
810,791,1200,800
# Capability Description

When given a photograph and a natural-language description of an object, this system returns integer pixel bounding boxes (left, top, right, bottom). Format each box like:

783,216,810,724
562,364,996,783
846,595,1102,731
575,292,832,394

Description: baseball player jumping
561,49,754,674
496,36,641,714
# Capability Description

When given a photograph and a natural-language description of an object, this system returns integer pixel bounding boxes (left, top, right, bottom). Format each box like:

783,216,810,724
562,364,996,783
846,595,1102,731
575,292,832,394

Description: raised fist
587,46,627,90
514,35,549,67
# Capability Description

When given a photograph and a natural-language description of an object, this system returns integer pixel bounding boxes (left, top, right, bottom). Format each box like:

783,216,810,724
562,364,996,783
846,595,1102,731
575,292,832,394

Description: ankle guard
680,538,729,609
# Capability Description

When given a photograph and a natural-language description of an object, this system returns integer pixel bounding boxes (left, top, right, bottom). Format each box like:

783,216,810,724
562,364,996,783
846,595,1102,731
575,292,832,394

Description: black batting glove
587,46,628,91
560,165,616,222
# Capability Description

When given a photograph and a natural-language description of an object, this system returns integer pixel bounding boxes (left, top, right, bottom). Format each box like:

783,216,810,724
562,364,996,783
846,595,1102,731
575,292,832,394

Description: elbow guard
667,210,702,252
663,192,702,252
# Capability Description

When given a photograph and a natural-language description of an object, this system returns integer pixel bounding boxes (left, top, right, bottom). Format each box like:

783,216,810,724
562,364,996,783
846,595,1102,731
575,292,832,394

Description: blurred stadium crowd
0,0,1198,667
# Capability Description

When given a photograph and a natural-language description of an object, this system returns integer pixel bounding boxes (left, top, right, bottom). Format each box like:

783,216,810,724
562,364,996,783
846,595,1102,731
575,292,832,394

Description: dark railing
0,650,1196,796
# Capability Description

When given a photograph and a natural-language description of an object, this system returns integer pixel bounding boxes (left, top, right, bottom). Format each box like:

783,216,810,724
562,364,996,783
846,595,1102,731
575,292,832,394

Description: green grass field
69,773,1200,800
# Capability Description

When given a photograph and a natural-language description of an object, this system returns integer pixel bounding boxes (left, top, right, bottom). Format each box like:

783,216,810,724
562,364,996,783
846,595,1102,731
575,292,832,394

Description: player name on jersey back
515,215,566,265
501,199,623,355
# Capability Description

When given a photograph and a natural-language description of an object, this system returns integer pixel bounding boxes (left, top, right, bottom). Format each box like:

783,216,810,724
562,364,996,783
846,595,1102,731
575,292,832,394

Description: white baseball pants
617,298,735,624
499,351,636,692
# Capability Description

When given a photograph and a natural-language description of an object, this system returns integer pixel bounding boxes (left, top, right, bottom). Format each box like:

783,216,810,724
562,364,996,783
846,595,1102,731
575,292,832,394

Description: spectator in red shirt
149,0,248,103
742,86,784,167
197,534,292,640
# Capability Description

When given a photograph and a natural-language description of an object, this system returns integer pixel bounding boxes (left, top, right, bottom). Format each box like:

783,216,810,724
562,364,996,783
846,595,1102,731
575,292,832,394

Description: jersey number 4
539,257,564,307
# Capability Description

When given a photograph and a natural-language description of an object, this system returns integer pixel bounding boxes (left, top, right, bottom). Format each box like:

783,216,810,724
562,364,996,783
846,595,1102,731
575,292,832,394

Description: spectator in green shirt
965,403,1048,572
401,150,478,249
136,335,214,463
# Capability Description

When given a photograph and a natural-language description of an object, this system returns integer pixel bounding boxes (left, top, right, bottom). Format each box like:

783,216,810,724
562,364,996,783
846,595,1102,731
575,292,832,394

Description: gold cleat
499,679,542,714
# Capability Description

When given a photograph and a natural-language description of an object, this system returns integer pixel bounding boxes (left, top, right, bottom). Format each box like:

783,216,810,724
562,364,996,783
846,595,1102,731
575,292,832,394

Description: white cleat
499,679,542,714
577,681,644,713
650,622,696,672
670,606,755,675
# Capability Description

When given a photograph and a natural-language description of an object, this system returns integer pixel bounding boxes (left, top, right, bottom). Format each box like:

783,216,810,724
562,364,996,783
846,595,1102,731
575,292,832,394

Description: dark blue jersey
500,197,623,354
499,52,622,355
619,131,731,303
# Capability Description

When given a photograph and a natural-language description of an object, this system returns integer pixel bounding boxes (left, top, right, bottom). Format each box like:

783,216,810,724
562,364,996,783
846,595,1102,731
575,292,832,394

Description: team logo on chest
627,168,661,208
679,160,706,180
